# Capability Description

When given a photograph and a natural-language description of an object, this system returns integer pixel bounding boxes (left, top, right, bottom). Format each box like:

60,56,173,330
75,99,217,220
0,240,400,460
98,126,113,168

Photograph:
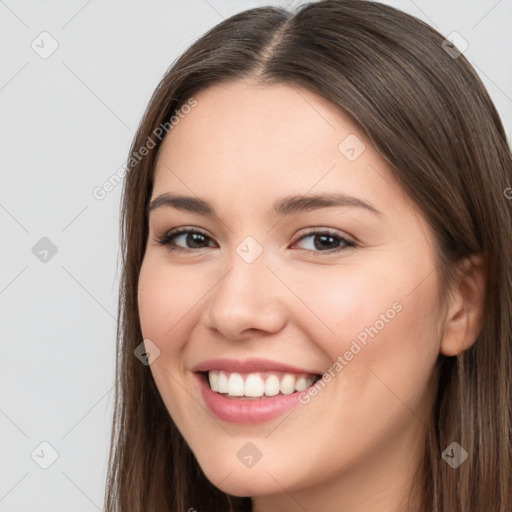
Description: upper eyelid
161,226,351,238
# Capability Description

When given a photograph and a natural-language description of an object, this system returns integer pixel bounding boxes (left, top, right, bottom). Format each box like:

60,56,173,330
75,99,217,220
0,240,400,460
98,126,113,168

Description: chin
196,453,293,497
207,469,282,498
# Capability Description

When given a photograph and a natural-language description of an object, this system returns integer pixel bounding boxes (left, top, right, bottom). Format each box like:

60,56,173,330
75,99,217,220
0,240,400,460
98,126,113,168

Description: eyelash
154,227,357,256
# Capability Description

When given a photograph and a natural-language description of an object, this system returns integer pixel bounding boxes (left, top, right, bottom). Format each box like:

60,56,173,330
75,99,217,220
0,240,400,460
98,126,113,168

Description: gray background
1,0,511,510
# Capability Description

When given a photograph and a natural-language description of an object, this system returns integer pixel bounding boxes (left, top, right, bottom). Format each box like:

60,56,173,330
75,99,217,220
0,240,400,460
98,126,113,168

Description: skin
137,80,486,512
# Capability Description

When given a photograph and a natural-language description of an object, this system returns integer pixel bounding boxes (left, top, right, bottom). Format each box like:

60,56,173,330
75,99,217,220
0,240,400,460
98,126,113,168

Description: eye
155,227,356,255
155,227,215,252
291,229,356,255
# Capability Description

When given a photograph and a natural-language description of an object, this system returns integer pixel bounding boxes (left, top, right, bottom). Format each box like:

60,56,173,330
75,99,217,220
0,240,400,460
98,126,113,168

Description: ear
440,253,487,357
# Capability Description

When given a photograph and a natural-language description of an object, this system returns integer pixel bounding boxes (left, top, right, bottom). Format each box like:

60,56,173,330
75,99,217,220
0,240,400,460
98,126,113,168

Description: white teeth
217,371,228,393
264,375,280,396
245,374,265,397
227,373,245,396
280,374,296,395
209,370,219,392
207,370,317,398
295,376,308,391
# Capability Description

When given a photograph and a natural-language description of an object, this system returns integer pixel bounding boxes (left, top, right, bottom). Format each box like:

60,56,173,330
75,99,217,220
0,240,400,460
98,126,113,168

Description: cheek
331,271,442,421
137,260,197,421
137,258,196,343
137,263,168,341
287,264,398,346
293,258,441,398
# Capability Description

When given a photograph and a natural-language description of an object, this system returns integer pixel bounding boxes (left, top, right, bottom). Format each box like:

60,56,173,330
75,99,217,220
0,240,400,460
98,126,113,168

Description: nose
203,249,289,341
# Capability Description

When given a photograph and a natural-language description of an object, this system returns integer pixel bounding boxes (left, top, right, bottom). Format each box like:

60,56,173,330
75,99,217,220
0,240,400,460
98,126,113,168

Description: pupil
315,234,337,250
188,233,207,248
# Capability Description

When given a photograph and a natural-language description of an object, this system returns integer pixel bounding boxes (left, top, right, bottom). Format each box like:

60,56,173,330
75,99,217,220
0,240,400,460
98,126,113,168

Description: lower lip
195,373,310,424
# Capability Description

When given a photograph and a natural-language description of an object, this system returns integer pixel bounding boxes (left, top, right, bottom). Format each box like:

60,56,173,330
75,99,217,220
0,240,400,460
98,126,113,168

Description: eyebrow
147,192,382,218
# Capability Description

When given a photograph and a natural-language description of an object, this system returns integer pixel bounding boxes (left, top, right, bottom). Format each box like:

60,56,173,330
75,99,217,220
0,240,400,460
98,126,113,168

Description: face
138,80,444,507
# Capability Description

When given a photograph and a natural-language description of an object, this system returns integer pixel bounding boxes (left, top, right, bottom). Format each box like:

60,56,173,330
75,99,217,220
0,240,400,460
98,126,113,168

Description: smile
192,358,323,424
207,370,319,398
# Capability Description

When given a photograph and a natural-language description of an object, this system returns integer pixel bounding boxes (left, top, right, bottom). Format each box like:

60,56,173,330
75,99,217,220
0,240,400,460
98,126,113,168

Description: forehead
157,80,362,164
151,80,410,220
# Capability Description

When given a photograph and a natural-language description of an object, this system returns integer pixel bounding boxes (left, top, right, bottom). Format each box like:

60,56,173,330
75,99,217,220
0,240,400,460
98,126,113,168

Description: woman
104,1,512,510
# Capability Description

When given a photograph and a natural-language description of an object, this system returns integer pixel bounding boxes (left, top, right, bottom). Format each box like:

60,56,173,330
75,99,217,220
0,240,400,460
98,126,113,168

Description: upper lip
191,357,321,376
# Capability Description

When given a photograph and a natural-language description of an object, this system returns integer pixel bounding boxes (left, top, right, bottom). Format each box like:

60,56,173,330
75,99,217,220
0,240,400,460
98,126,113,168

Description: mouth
200,370,322,400
194,369,323,424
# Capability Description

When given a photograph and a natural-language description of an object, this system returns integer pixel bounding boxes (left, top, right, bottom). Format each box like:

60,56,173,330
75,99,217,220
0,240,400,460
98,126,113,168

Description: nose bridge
217,233,271,300
204,236,288,338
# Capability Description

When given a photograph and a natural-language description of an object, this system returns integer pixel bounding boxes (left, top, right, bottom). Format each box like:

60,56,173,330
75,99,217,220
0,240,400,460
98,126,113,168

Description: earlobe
439,254,487,357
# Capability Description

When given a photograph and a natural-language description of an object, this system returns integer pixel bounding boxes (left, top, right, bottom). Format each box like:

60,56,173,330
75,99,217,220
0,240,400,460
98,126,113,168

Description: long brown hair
104,1,512,510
